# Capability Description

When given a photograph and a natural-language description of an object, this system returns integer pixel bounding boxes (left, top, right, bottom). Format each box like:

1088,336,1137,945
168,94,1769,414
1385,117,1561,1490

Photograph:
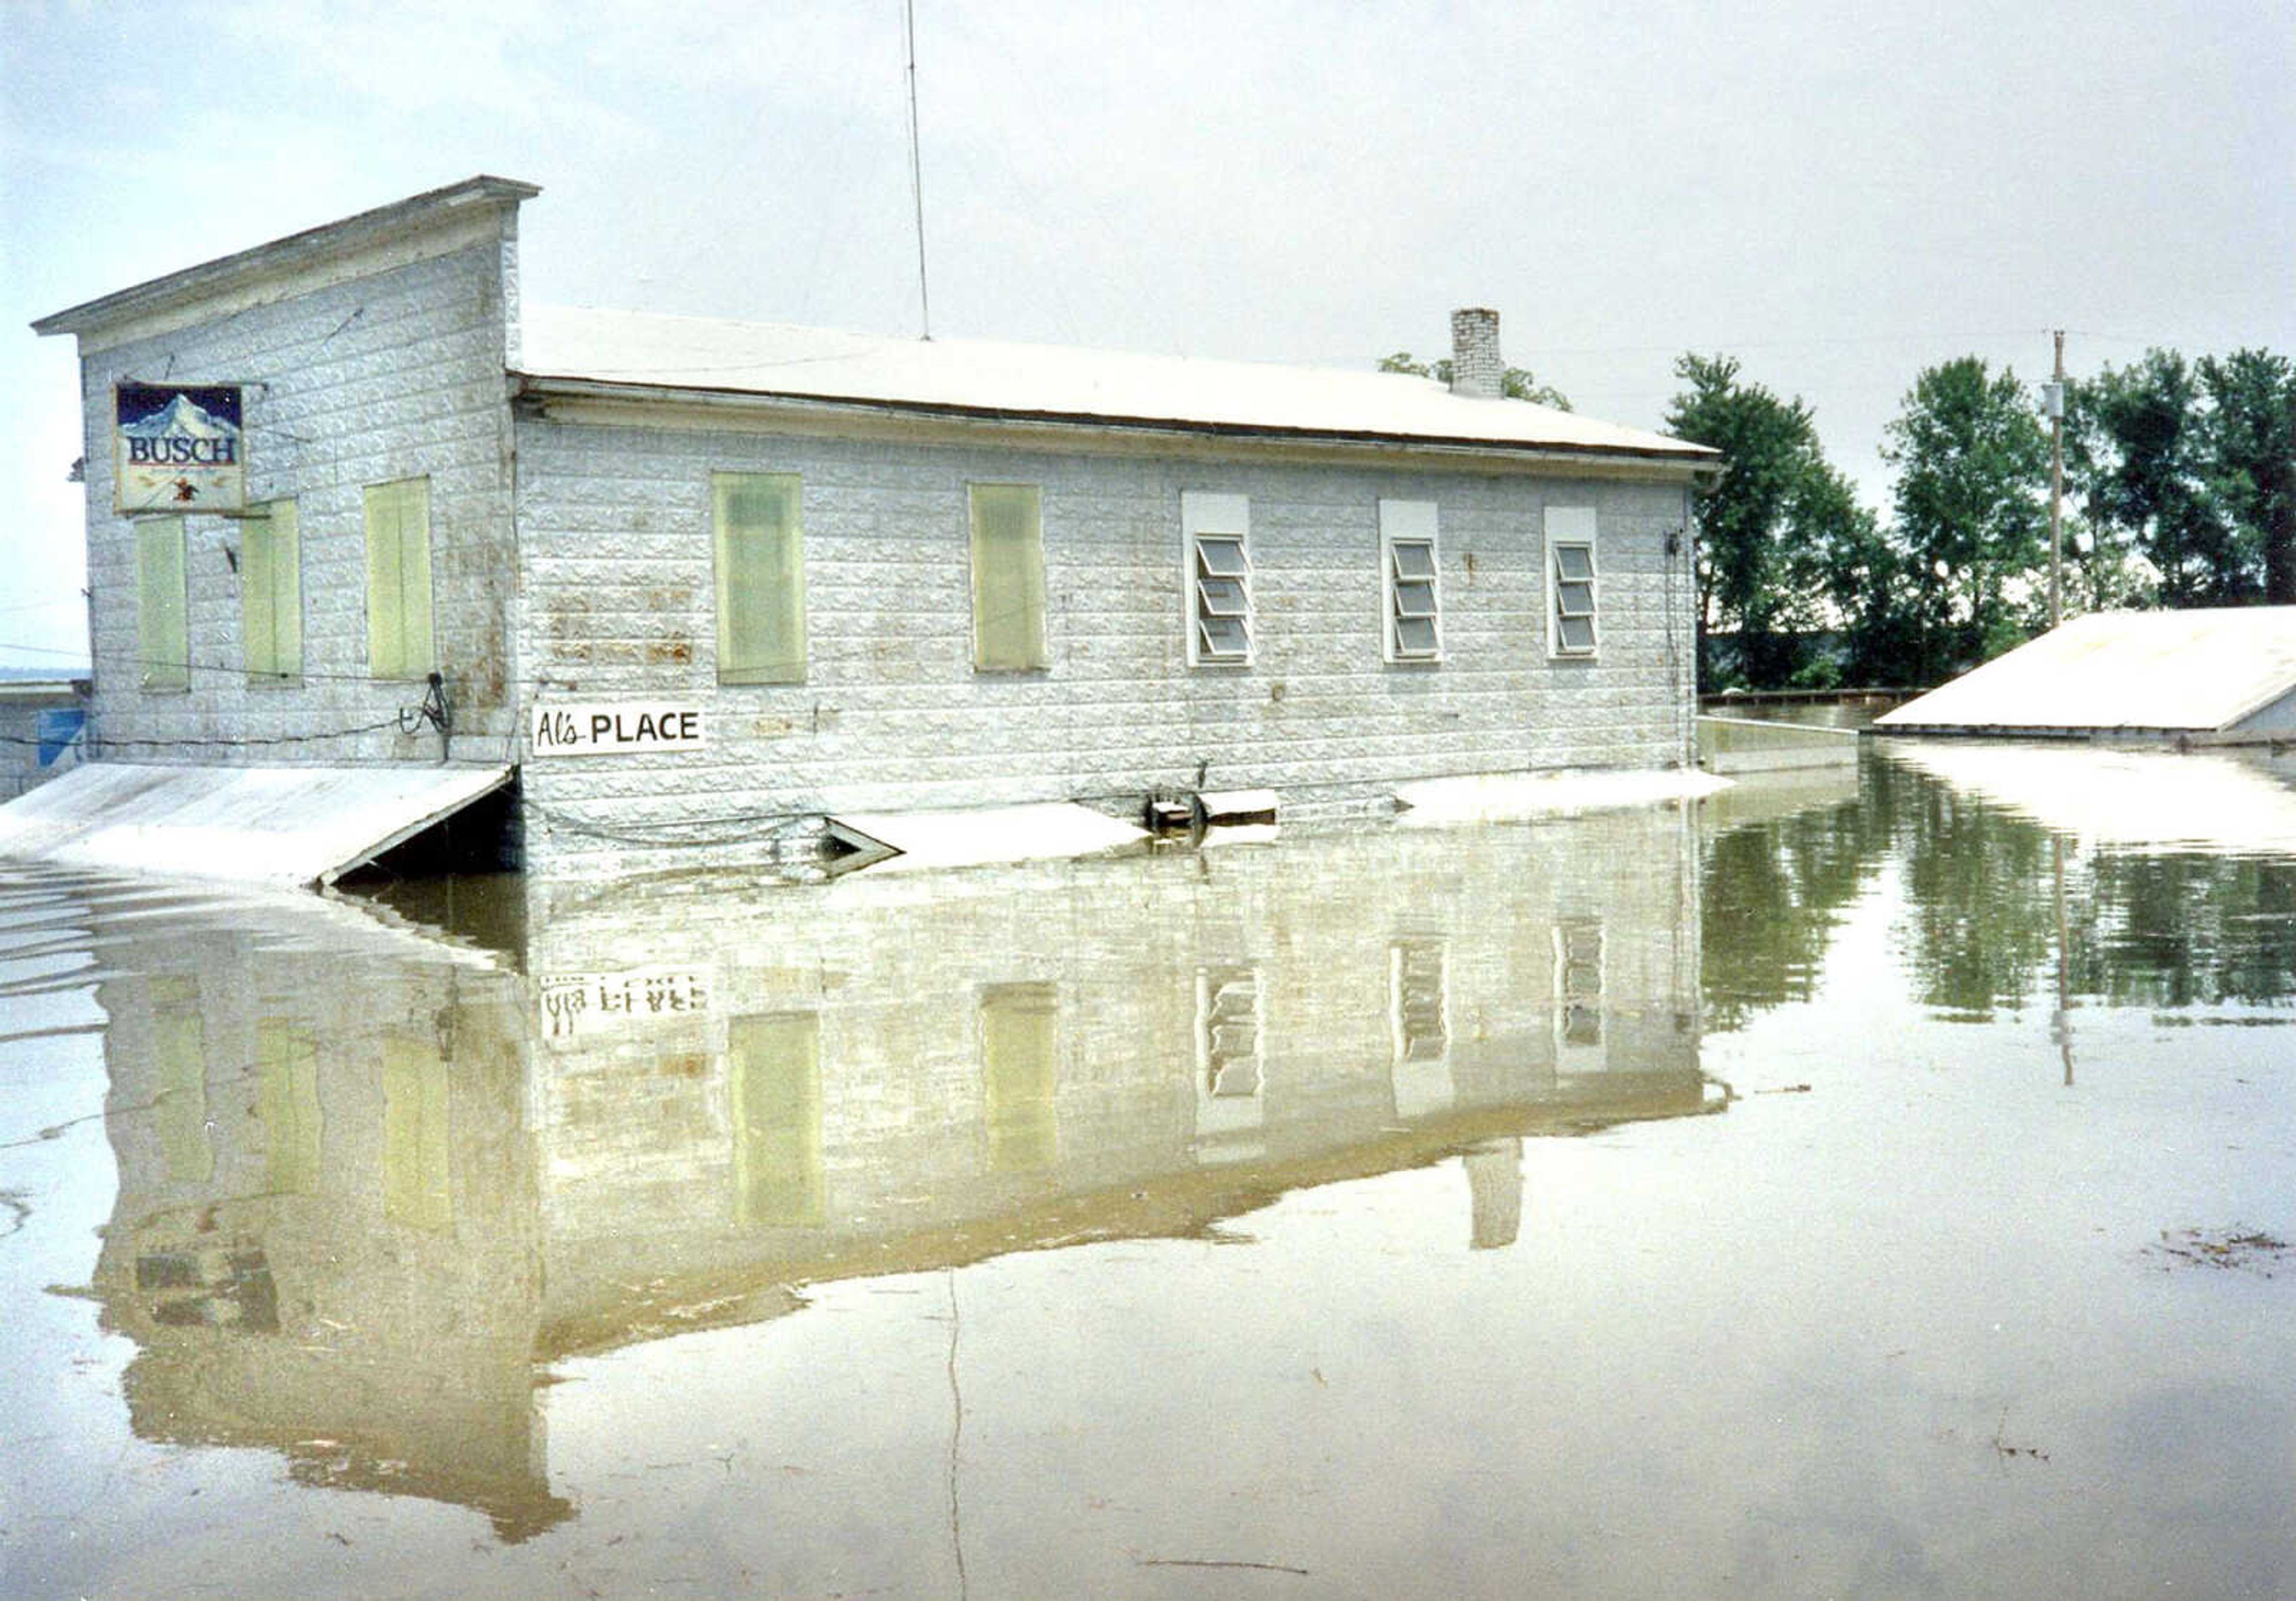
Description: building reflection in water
83,804,1713,1539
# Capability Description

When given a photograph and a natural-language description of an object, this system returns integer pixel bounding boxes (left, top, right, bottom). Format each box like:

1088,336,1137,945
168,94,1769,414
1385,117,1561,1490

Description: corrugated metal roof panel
1874,608,2296,735
518,305,1714,462
0,763,511,888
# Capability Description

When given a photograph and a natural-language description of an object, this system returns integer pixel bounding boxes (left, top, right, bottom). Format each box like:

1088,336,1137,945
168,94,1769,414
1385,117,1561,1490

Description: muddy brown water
3,743,2292,1598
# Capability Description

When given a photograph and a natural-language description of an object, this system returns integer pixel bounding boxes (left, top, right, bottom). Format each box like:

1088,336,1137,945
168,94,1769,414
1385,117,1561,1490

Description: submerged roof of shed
518,305,1714,463
1876,607,2296,734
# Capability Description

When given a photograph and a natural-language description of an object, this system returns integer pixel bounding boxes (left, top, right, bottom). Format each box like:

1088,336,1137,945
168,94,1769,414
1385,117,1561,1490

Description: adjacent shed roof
1874,608,2296,738
0,763,511,887
518,305,1715,466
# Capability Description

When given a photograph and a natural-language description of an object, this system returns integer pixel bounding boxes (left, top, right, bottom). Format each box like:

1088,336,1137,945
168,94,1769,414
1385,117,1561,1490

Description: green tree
2072,351,2235,605
1663,353,1870,688
1882,358,2051,684
2198,349,2296,604
1803,471,1912,686
1377,351,1571,410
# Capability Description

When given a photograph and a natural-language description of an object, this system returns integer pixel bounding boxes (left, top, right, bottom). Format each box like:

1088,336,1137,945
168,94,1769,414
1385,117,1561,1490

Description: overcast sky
3,0,2288,669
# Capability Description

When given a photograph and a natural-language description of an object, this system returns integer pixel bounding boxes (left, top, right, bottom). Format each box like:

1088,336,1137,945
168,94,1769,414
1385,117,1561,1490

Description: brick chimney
1449,307,1504,398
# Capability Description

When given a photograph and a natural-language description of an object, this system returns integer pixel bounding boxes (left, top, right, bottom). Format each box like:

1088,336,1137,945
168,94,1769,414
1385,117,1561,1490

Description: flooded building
20,177,1714,882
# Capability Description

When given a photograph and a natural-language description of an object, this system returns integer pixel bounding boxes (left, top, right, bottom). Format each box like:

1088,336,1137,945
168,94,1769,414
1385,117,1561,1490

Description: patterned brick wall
72,229,520,763
517,417,1697,870
54,200,1696,875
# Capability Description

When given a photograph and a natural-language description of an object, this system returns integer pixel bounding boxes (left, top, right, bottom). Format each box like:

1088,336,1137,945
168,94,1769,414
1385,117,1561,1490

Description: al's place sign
530,701,707,756
114,383,244,514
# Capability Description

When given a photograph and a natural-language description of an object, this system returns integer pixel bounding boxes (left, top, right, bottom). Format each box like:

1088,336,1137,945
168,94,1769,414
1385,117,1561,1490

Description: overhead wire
0,718,406,754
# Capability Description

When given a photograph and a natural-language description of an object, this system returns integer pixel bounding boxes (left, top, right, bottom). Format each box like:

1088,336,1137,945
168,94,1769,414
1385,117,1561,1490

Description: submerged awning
829,801,1148,873
0,763,512,889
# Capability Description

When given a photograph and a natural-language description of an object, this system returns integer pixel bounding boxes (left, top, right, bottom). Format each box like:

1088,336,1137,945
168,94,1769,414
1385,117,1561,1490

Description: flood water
3,741,2292,1599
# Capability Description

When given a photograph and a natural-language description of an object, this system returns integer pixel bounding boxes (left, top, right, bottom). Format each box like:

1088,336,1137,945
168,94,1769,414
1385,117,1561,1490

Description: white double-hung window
1546,505,1598,657
1182,491,1252,666
1380,499,1440,662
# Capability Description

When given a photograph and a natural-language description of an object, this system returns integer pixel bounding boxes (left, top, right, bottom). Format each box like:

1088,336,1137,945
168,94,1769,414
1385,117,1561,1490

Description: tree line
1382,341,2295,691
1670,346,2295,690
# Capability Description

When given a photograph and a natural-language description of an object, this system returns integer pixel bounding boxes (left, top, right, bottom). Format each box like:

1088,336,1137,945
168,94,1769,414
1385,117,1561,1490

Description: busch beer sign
114,383,245,515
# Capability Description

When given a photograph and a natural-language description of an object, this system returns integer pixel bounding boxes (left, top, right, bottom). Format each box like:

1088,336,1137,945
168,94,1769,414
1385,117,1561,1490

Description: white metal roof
518,305,1714,463
1875,607,2296,735
0,763,511,888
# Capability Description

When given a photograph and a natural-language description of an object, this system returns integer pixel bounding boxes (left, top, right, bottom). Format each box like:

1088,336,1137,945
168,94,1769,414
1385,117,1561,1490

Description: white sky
2,0,2289,669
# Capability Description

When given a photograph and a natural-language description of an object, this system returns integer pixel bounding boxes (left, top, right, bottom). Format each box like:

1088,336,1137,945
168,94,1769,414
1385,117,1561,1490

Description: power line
1518,326,2064,359
0,637,447,689
0,598,84,618
0,717,406,753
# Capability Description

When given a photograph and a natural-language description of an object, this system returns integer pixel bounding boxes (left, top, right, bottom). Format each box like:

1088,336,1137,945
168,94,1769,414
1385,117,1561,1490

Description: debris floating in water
2150,1227,2291,1276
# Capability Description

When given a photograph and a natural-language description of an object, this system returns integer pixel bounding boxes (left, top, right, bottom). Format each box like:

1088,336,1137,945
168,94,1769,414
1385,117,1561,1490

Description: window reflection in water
77,805,1714,1539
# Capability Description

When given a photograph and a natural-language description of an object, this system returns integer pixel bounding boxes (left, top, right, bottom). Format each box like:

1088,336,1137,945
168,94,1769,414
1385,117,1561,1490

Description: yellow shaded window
242,499,302,685
256,1018,322,1196
381,1035,452,1229
364,477,435,680
980,982,1058,1172
136,517,190,692
151,974,210,1182
729,1013,824,1225
969,483,1048,671
712,472,807,684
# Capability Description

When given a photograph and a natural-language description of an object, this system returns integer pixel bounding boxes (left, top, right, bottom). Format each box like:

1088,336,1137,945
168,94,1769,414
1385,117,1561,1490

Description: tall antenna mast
904,0,933,340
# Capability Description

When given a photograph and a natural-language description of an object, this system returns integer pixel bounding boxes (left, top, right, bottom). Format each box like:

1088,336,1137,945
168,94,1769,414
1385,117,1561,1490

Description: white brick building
27,178,1715,878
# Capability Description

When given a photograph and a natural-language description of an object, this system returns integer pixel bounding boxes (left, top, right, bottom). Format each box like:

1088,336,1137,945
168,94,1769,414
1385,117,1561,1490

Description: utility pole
2048,329,2066,628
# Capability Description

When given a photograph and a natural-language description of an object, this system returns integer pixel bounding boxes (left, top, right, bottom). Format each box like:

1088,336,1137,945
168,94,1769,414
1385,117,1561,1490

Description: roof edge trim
513,374,1723,477
33,176,541,339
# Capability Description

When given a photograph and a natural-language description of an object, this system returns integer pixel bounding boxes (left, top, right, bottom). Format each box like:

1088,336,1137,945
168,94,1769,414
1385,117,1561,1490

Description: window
969,482,1048,671
1389,939,1449,1067
1192,965,1265,1162
242,499,301,685
1182,491,1252,665
1196,966,1263,1100
151,974,209,1182
1389,939,1453,1121
1546,506,1598,656
1381,499,1440,662
364,477,435,680
713,472,807,684
381,1032,453,1230
729,1012,825,1224
135,517,189,692
979,983,1058,1172
1555,918,1605,1073
256,1018,321,1196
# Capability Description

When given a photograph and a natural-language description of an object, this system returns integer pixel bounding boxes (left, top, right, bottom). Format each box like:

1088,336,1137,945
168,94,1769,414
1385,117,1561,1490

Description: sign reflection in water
84,806,1712,1538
